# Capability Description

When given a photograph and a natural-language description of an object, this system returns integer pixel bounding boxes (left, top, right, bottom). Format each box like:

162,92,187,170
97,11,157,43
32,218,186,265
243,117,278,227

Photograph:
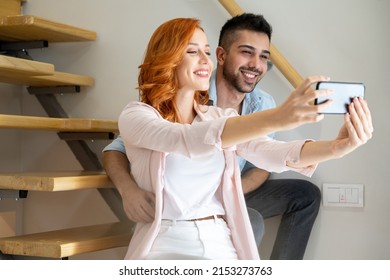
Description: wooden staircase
0,0,133,259
0,221,132,259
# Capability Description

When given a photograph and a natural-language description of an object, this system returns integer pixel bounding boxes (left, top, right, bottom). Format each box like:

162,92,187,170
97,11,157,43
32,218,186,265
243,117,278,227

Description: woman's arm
120,76,372,165
232,76,372,174
288,97,373,168
221,76,332,148
119,76,330,157
119,102,230,158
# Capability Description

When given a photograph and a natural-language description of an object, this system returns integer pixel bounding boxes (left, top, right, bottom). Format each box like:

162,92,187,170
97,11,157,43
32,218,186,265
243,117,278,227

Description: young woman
118,18,373,260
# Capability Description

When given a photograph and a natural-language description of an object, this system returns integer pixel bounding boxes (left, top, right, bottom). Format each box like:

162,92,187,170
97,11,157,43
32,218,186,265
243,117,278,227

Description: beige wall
0,0,388,259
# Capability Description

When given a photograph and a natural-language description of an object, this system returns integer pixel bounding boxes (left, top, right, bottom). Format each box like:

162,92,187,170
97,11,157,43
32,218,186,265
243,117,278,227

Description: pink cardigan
118,101,316,260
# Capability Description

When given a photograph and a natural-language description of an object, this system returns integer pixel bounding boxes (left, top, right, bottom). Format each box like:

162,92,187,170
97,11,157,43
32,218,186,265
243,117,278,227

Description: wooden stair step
26,71,94,87
0,114,118,133
0,55,93,86
1,70,95,87
0,171,114,192
0,222,133,259
0,15,97,42
0,54,54,77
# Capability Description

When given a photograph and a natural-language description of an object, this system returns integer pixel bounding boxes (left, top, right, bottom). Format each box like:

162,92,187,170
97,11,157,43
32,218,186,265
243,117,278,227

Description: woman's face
176,28,214,93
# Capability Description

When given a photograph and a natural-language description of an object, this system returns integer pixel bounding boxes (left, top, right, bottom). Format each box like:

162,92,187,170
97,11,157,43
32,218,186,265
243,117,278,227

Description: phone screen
315,82,365,114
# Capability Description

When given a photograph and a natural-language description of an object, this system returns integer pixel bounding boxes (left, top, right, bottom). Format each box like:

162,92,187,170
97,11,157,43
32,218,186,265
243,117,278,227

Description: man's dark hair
218,13,272,51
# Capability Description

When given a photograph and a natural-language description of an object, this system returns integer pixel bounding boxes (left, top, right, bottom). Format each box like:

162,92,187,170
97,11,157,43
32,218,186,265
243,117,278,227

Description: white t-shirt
162,151,226,220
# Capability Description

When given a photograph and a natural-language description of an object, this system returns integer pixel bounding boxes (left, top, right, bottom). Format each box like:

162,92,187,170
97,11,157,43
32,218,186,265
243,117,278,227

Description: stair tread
0,54,54,77
0,114,118,133
0,171,114,191
0,70,94,86
0,221,133,258
0,15,97,42
0,55,93,86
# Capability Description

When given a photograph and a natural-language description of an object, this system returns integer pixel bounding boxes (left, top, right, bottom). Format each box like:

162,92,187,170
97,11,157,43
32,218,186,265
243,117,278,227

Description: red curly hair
138,18,210,122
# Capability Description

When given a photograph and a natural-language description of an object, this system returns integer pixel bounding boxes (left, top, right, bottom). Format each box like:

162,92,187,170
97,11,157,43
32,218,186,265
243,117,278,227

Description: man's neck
215,69,245,114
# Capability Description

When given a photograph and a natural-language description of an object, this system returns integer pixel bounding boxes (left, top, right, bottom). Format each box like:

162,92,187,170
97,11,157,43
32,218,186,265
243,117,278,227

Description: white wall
239,0,390,260
2,0,386,259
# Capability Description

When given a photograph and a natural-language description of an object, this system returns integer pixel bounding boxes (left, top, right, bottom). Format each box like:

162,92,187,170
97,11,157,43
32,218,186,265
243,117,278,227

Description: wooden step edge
0,15,97,42
0,69,94,87
0,55,93,87
0,114,118,133
0,221,134,259
0,54,54,77
25,71,95,87
0,171,114,192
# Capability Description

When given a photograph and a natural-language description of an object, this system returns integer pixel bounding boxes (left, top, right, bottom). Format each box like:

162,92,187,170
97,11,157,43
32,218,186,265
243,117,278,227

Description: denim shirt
208,71,276,172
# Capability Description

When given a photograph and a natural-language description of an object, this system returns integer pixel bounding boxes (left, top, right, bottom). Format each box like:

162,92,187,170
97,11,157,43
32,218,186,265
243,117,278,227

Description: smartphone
315,81,365,114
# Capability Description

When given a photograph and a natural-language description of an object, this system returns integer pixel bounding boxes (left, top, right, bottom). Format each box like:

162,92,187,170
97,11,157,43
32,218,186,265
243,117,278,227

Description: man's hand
120,185,155,223
103,150,156,223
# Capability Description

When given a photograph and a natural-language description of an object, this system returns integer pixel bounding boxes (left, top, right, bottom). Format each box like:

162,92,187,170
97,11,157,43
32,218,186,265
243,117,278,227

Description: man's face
220,30,270,93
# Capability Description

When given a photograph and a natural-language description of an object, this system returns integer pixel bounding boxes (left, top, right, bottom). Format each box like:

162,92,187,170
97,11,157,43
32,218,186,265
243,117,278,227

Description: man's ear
215,46,226,65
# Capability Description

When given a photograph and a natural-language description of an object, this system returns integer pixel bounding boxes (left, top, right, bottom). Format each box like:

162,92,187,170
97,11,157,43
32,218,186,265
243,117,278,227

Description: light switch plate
322,183,364,207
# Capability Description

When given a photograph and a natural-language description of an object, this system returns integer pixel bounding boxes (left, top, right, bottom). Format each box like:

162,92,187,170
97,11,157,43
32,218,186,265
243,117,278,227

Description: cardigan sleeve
236,137,317,177
118,102,229,158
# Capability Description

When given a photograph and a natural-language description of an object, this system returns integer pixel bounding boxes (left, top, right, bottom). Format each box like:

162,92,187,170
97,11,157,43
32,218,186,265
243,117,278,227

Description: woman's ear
215,46,226,65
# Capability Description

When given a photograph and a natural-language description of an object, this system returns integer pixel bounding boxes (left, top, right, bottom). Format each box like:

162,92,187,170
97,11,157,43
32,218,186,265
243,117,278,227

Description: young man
103,13,321,259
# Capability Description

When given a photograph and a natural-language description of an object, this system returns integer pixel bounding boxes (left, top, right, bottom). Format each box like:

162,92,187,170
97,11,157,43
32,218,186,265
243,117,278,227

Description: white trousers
145,217,238,260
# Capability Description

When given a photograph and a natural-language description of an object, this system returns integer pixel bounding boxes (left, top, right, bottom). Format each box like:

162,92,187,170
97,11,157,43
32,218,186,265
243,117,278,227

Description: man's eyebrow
238,44,270,54
262,49,271,55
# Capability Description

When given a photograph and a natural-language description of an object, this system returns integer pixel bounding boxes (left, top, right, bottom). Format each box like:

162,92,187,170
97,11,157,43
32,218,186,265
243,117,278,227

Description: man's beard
222,66,262,94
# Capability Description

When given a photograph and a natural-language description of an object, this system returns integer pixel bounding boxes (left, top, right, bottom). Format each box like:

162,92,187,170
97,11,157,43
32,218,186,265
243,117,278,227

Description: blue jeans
245,179,321,260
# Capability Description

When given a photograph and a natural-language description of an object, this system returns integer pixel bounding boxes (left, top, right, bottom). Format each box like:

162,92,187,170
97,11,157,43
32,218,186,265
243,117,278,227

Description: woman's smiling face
176,28,214,93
